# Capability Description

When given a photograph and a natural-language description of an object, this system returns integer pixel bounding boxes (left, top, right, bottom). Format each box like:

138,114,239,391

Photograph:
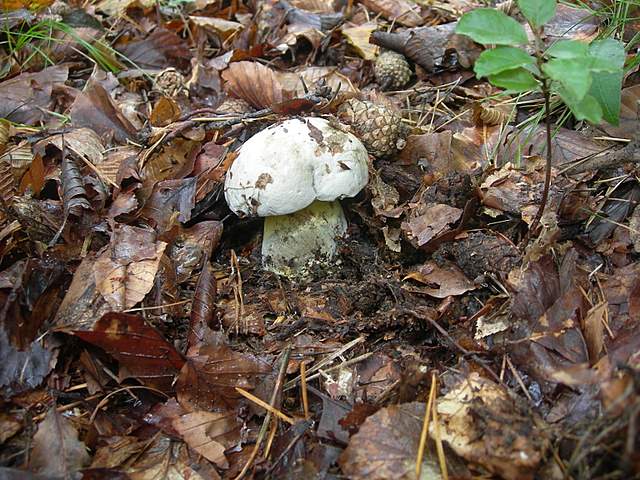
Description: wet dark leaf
73,312,185,392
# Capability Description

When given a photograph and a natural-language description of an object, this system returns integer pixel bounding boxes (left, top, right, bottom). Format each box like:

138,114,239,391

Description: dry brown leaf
401,203,463,248
69,79,136,145
360,0,423,26
125,435,220,480
30,407,90,478
34,128,105,167
150,96,181,127
94,225,168,311
583,302,606,363
54,254,112,331
434,373,544,479
190,16,244,40
342,23,379,60
222,61,291,109
339,402,469,479
172,410,241,469
96,0,155,16
91,436,148,469
0,65,68,125
403,261,475,298
140,138,200,189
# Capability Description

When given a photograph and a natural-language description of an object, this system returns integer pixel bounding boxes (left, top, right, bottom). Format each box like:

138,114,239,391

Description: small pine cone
216,97,252,114
154,68,187,97
337,98,406,158
374,50,412,91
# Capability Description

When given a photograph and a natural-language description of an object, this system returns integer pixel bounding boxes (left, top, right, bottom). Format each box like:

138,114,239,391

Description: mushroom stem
261,200,348,278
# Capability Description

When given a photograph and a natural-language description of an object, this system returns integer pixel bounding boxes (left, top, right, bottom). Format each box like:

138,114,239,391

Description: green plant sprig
455,0,626,237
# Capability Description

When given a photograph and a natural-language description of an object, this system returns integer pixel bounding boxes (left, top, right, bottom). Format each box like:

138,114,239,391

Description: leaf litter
0,0,639,479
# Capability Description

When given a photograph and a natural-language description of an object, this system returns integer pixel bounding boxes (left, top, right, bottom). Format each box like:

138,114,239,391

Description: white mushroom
224,117,369,277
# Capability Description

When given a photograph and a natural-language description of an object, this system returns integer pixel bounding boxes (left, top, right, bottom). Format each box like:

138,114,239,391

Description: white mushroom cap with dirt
224,117,370,278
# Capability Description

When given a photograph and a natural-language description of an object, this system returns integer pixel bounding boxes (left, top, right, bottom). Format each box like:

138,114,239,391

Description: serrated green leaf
546,40,588,59
589,70,622,125
488,67,539,92
542,58,592,101
588,39,626,72
560,91,603,124
517,0,557,28
456,9,528,46
474,46,536,78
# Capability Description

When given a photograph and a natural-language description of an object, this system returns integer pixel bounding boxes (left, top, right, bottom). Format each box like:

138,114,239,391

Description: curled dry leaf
360,0,423,27
339,402,470,480
140,138,200,191
172,410,241,469
222,61,291,109
61,156,92,217
188,261,217,350
30,407,91,478
403,260,475,298
434,373,545,479
370,22,479,71
94,225,168,311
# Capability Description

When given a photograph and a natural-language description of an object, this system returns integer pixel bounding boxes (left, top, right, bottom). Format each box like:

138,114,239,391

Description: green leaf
589,70,623,125
546,40,588,59
560,91,603,124
488,67,539,92
517,0,556,28
474,46,536,77
588,39,626,72
542,58,592,101
456,8,528,46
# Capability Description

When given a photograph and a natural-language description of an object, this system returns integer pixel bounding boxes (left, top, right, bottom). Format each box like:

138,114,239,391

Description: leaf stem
528,28,553,237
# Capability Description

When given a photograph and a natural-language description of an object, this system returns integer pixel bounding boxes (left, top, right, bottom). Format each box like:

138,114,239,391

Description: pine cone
337,98,406,158
374,50,412,90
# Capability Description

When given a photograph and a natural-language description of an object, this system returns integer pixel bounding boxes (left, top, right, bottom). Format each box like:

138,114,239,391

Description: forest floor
1,0,640,478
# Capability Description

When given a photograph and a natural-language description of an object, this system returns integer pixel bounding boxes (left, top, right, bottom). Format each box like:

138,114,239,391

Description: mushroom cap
224,117,369,217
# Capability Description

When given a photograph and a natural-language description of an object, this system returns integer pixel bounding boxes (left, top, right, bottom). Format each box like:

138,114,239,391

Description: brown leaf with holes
30,407,90,478
73,312,184,391
172,410,241,469
222,61,292,109
94,225,168,311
